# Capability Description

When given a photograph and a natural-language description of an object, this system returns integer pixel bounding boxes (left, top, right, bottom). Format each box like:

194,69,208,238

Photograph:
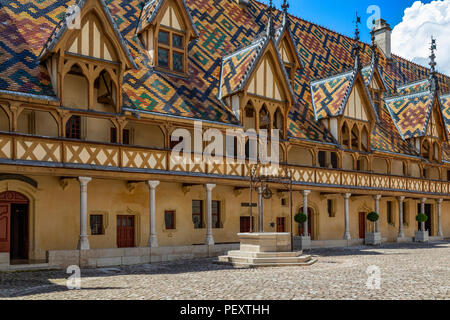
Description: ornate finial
266,0,276,37
429,36,437,73
352,12,362,70
282,0,290,27
354,12,361,41
429,36,438,92
370,23,379,66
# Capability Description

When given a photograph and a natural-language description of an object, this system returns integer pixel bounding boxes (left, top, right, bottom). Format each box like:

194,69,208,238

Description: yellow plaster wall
3,176,449,261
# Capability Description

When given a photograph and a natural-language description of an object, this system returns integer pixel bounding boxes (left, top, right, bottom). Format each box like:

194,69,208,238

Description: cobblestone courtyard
1,242,449,300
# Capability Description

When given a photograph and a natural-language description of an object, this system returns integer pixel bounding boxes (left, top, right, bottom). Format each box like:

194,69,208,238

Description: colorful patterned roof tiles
310,70,355,120
2,0,450,157
219,39,265,98
385,90,434,139
397,79,430,95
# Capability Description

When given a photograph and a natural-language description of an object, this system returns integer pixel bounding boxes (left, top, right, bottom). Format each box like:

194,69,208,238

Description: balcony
0,132,448,196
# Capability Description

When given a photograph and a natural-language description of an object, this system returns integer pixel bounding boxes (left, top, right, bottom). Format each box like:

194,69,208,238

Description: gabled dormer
311,69,378,152
137,0,198,75
362,64,387,115
274,25,302,85
219,33,295,139
39,0,135,113
385,86,447,162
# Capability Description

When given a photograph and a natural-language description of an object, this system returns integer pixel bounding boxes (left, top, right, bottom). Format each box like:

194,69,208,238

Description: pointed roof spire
351,12,362,70
370,24,379,66
266,0,276,37
282,0,290,27
429,36,439,92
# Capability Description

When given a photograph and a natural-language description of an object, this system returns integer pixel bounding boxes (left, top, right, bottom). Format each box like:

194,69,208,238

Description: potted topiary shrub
414,213,429,242
365,211,381,245
294,212,310,250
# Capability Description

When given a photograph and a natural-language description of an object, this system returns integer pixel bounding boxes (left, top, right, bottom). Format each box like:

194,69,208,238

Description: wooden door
240,217,254,233
10,204,28,260
117,215,135,248
276,217,285,233
359,212,366,239
0,203,10,253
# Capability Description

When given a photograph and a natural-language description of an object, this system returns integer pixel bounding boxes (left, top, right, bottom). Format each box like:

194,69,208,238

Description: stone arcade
0,0,449,270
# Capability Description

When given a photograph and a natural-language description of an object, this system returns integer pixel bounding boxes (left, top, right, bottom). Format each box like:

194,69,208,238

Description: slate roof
1,0,450,158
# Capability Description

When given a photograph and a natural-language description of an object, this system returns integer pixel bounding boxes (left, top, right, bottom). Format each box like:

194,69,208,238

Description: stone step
226,250,303,258
0,263,60,272
216,257,318,268
223,255,313,264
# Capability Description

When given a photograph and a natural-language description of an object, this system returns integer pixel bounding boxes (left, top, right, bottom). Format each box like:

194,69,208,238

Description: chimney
372,19,392,59
237,0,250,8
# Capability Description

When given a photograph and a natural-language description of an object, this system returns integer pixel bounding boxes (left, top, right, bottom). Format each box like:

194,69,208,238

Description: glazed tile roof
397,79,430,95
1,0,450,156
219,36,266,98
310,70,355,120
385,90,435,139
439,93,450,134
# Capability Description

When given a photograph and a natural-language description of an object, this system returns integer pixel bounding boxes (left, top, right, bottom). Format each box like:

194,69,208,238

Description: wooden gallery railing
0,133,448,195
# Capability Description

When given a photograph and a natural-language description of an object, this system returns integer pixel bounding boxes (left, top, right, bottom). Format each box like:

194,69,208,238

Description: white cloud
391,0,450,75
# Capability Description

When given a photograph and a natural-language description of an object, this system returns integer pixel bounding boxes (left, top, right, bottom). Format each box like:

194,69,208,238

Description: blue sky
264,0,434,43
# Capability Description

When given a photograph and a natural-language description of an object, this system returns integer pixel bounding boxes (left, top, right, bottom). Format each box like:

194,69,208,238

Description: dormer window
157,28,185,73
137,0,198,76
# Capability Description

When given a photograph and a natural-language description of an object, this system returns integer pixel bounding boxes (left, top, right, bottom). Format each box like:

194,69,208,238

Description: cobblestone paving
1,242,449,300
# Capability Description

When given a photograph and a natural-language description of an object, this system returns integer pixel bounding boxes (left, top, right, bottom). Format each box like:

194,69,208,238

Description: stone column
373,195,381,232
420,198,427,231
302,190,311,237
258,186,264,233
437,199,443,237
397,196,405,238
77,177,92,250
205,184,216,245
343,193,351,240
147,181,160,247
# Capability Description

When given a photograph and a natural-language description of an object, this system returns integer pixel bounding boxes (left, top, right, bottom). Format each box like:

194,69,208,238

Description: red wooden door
276,217,285,232
117,215,135,248
0,203,10,253
359,212,366,239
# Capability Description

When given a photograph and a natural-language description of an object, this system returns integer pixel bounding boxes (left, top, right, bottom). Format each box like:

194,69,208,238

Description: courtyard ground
0,241,449,300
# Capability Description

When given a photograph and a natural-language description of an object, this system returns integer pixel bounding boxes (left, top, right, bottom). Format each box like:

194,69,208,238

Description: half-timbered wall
247,55,285,102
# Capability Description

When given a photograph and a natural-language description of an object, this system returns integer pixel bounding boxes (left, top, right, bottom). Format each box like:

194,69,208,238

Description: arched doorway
298,207,315,240
0,191,29,261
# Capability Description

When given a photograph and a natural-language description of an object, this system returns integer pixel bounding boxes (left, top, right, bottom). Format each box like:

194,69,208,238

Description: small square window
281,198,287,206
90,215,104,235
158,47,169,68
173,52,184,72
173,34,183,49
164,211,175,230
158,31,169,45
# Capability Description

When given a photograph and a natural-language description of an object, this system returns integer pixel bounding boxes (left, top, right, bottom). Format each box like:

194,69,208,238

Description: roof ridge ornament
429,36,439,92
370,23,379,67
282,0,290,27
266,0,276,38
351,12,362,71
